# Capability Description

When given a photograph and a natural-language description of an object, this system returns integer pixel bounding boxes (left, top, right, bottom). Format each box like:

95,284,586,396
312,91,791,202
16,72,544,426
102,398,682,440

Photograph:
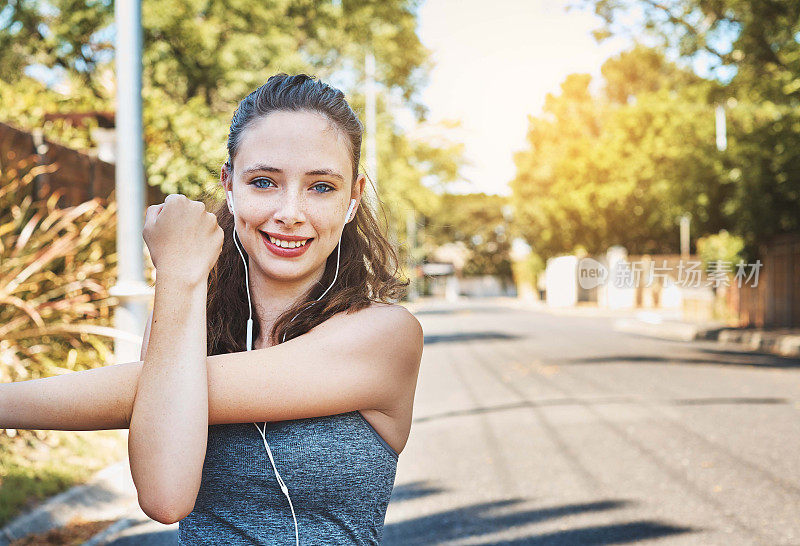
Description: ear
350,172,366,217
220,162,232,192
355,172,366,197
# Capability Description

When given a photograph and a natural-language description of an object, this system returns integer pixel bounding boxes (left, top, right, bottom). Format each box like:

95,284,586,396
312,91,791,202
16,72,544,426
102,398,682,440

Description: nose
273,191,306,227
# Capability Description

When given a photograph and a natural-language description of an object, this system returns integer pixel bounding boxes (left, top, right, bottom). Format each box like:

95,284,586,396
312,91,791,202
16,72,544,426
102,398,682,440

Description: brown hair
202,73,408,354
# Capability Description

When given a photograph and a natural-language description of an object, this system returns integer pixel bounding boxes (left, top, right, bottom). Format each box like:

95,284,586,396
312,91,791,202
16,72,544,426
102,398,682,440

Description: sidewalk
715,327,800,358
612,313,728,343
610,311,800,358
504,297,800,358
0,456,140,546
0,425,169,546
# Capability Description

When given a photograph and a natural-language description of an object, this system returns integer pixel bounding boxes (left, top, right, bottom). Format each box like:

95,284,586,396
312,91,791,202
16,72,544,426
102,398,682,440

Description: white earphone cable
227,189,354,546
231,228,255,351
253,422,299,546
281,238,341,343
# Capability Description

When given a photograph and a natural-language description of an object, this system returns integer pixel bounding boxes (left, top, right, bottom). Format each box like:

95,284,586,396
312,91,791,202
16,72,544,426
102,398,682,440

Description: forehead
233,110,352,178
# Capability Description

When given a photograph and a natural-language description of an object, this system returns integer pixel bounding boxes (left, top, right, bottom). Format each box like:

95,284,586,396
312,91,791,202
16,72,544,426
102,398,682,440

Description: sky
410,0,632,196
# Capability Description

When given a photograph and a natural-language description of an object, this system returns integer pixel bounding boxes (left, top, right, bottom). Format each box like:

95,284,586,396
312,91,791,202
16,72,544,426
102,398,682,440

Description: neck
247,261,327,348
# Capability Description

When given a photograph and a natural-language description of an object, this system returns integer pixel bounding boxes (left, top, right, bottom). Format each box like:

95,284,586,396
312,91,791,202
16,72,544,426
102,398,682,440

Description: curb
612,318,800,358
717,328,800,358
0,459,138,546
612,318,709,342
81,516,140,546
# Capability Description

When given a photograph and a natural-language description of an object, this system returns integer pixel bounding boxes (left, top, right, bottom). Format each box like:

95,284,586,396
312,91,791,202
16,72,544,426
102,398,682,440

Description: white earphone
225,187,356,546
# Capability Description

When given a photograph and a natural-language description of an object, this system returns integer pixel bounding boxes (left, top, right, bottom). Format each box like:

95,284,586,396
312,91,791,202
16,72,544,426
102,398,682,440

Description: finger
144,204,162,228
163,194,186,211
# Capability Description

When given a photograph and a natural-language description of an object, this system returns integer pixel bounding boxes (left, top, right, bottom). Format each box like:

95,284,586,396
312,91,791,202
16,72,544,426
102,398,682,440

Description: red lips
261,232,313,257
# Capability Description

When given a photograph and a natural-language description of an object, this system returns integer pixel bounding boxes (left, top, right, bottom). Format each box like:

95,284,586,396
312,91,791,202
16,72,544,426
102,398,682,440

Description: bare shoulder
319,301,423,351
320,301,423,404
344,302,423,365
337,302,423,455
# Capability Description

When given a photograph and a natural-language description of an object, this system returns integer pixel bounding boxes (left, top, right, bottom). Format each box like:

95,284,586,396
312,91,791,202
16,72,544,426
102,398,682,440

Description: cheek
240,205,270,226
309,214,339,234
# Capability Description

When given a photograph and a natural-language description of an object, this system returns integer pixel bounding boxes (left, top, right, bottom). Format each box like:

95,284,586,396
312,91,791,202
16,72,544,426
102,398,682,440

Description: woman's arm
0,304,422,431
0,303,423,522
0,306,423,430
0,360,141,430
127,272,208,525
0,309,152,431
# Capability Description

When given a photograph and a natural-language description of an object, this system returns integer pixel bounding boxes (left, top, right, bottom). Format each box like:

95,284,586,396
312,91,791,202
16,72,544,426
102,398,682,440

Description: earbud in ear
345,199,357,223
227,190,235,215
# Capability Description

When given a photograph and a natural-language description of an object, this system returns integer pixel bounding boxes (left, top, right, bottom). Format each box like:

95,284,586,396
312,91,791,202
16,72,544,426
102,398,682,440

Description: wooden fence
0,120,165,207
727,232,800,328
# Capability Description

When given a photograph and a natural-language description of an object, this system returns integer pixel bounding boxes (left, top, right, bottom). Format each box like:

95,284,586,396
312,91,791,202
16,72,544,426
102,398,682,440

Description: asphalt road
101,298,800,545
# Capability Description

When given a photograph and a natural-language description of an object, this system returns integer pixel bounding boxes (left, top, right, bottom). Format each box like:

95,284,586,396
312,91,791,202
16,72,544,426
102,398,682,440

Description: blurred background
1,0,799,544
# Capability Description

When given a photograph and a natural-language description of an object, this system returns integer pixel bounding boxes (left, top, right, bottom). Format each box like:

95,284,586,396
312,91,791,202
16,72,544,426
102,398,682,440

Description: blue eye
250,178,334,193
313,183,334,193
251,178,275,189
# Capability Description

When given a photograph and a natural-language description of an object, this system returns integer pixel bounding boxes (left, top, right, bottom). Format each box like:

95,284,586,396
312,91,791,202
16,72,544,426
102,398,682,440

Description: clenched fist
143,194,224,286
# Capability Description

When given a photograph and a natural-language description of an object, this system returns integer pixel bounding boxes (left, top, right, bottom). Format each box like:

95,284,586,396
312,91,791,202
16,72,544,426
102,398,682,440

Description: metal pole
715,104,727,152
365,50,378,195
406,208,418,300
109,0,152,364
365,48,398,246
680,214,691,259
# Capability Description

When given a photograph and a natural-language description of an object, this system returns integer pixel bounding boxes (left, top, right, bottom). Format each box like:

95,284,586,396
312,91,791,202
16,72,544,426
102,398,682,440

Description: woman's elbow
139,494,192,525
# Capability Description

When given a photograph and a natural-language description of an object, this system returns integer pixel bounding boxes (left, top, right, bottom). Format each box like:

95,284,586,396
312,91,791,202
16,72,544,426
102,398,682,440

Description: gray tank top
178,410,399,545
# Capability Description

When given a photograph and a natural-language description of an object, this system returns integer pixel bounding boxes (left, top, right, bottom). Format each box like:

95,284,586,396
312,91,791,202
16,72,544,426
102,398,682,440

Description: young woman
0,73,424,545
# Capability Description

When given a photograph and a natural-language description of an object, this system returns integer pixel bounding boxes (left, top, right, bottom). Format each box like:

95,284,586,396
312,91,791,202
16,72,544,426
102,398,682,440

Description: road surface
102,298,800,545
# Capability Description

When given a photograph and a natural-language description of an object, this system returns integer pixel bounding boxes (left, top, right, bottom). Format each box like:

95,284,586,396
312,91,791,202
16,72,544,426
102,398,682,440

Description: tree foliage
511,46,722,259
420,192,513,280
567,0,800,258
512,19,800,263
0,0,464,247
574,0,800,103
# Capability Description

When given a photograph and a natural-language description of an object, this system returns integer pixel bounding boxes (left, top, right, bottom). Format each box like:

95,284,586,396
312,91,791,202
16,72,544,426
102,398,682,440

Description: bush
0,151,143,442
696,229,746,277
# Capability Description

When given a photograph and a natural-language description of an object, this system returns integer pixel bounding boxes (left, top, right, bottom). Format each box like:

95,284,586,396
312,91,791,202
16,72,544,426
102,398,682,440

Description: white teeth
267,235,309,248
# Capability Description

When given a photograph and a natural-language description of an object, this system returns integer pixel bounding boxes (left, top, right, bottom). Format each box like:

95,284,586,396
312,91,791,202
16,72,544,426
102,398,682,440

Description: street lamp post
406,209,418,301
109,0,152,364
716,104,727,152
680,213,691,259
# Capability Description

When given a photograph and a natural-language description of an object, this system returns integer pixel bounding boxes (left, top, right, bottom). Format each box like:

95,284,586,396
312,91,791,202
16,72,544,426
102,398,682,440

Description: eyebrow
241,164,345,182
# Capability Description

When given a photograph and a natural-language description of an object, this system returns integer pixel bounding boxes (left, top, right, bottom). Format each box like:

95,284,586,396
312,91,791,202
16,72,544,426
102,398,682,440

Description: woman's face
223,109,365,282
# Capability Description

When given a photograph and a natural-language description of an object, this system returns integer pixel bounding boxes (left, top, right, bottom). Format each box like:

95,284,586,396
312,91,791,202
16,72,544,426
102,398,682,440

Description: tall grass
0,148,158,527
1,150,153,439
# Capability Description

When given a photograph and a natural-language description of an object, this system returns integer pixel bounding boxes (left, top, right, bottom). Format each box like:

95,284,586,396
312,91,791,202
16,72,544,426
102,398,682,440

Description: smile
260,232,313,257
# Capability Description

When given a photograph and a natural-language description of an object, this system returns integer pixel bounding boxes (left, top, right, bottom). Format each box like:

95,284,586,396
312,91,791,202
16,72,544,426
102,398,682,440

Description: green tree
574,0,800,257
574,0,800,103
696,229,745,271
420,192,513,280
1,0,465,240
1,0,430,107
510,46,736,260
